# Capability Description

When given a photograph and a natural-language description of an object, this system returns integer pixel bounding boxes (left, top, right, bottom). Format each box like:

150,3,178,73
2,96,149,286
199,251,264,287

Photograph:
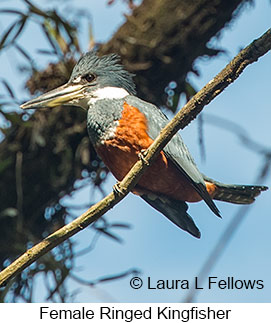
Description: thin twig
0,28,270,287
70,268,140,287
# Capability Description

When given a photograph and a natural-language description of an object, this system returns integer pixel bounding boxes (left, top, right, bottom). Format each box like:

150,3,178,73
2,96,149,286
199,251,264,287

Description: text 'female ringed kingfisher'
21,51,267,238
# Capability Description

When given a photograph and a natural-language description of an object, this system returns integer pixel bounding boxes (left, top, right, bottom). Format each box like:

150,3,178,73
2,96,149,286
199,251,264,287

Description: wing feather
125,96,220,217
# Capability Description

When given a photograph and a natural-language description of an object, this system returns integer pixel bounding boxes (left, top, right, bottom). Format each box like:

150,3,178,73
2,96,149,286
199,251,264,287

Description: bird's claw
113,182,125,196
138,149,149,166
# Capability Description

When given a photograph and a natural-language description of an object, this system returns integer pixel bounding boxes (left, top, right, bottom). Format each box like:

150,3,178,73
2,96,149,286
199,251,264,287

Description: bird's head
20,51,136,110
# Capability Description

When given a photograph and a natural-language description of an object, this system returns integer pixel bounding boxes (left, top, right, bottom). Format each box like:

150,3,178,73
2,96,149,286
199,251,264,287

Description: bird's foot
113,182,125,196
138,149,149,166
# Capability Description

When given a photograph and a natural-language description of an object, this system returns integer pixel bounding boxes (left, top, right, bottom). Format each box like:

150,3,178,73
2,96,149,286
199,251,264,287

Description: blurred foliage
0,0,250,301
107,0,140,10
0,0,134,302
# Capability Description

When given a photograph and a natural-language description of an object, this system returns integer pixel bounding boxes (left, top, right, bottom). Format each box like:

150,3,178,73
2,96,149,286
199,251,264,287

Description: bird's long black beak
20,83,85,110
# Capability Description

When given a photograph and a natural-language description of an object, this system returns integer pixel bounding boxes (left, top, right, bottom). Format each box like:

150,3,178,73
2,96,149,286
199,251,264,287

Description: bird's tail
203,175,268,204
140,193,201,238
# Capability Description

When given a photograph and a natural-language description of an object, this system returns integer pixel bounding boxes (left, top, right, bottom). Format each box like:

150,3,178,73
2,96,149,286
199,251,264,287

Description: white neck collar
89,87,129,104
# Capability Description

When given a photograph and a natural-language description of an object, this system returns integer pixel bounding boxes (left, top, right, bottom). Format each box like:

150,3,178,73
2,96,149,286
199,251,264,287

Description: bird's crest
70,51,136,95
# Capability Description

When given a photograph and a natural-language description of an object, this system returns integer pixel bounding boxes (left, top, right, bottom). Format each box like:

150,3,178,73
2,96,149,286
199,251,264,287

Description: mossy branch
0,28,270,287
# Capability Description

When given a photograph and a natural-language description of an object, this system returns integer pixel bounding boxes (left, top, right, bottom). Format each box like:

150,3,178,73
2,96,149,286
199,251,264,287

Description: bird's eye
82,73,95,83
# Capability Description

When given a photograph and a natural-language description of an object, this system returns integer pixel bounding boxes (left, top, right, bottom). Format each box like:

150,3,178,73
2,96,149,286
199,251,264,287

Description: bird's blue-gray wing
141,192,201,238
126,96,203,182
125,95,220,216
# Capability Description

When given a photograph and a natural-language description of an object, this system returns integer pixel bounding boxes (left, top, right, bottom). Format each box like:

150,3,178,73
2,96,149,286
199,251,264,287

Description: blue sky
0,0,270,302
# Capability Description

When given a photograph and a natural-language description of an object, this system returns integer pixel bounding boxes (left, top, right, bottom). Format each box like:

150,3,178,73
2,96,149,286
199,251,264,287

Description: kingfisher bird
21,51,267,238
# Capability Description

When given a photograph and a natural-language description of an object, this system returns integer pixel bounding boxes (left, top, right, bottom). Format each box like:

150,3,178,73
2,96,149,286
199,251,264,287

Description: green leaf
184,81,197,100
171,93,180,113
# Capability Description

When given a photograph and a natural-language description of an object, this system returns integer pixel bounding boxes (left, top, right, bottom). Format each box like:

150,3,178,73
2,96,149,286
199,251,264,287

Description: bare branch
0,28,270,287
100,0,248,106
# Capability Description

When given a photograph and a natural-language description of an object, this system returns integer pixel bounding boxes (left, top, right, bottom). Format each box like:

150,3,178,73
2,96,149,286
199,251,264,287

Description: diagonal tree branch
0,28,270,287
0,0,249,269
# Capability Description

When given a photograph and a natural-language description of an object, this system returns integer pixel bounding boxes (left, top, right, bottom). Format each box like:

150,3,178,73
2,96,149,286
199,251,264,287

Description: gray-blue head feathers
69,51,136,95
